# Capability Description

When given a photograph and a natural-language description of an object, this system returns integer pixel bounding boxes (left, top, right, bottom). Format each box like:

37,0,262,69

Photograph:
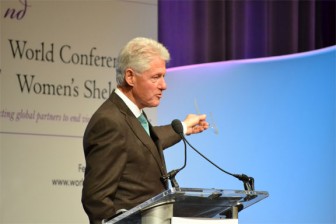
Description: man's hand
183,114,209,135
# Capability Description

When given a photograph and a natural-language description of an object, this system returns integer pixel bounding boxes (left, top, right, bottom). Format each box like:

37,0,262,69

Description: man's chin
147,101,160,108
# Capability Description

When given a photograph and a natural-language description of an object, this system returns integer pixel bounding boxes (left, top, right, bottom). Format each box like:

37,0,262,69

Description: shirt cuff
182,122,187,135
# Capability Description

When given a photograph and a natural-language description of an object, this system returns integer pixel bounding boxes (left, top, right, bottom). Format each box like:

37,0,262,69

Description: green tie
138,113,150,135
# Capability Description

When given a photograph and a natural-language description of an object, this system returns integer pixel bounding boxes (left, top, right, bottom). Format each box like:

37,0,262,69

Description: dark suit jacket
81,91,181,224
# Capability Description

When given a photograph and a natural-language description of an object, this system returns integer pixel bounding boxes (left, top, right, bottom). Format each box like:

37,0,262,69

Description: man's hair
115,37,170,87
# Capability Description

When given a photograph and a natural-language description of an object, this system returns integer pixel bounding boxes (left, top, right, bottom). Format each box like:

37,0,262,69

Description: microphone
171,119,255,191
172,119,184,134
161,119,187,189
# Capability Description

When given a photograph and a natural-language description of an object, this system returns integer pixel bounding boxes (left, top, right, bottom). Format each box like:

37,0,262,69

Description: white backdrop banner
0,0,157,223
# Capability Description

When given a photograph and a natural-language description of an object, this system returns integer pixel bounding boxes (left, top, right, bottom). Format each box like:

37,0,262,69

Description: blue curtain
158,0,336,68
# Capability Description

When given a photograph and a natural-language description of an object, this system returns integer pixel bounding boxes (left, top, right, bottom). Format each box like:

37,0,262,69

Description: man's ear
125,69,135,87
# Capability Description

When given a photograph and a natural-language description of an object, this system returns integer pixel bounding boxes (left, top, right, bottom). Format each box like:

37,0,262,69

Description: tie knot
138,113,146,123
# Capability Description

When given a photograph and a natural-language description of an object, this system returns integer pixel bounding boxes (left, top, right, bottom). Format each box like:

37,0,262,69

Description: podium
104,187,269,224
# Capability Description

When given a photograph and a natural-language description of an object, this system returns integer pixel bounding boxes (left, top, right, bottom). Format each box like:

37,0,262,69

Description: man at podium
81,37,209,224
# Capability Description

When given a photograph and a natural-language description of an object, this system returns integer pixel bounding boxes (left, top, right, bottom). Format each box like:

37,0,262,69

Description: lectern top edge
104,187,269,224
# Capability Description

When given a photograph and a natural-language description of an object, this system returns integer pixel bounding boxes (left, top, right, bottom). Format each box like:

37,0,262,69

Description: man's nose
159,77,167,90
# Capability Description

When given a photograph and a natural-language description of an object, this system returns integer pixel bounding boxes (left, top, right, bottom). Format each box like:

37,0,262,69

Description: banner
0,0,157,223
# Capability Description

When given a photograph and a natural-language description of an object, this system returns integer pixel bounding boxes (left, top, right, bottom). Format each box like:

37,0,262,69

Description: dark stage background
158,0,336,67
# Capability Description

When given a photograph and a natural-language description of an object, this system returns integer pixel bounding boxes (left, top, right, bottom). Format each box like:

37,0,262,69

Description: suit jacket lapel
148,122,168,178
110,91,167,176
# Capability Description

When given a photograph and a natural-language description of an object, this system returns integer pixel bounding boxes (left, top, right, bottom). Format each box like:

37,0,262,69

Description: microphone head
171,119,184,134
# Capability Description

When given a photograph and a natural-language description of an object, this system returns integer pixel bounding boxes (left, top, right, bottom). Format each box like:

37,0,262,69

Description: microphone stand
234,174,255,191
161,136,187,190
181,134,255,191
162,169,180,189
166,119,255,192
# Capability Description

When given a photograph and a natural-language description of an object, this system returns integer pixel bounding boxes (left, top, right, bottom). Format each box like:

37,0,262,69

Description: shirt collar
115,88,142,117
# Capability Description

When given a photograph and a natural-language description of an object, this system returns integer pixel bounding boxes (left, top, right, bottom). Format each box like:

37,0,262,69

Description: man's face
130,57,167,109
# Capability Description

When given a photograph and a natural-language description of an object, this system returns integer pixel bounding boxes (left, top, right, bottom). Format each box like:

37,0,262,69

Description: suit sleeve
153,124,181,149
82,114,127,224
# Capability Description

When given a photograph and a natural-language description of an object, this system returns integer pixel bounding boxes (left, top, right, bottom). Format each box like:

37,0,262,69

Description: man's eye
151,76,160,81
